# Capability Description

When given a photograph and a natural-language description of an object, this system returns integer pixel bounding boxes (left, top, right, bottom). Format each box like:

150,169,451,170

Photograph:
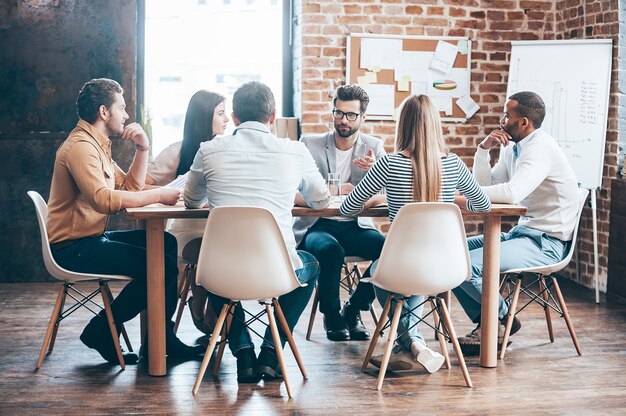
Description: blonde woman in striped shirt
340,94,491,373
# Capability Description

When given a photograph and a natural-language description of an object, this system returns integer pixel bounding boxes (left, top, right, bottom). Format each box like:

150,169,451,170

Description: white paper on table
165,172,189,189
360,38,402,70
427,68,470,98
364,84,395,116
429,40,458,74
431,96,453,116
394,51,432,81
456,95,480,118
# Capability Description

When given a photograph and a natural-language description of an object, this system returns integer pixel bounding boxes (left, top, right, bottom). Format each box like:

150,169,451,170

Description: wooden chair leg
438,298,472,388
99,282,125,369
551,277,582,356
102,282,133,352
266,304,293,398
213,303,234,375
437,290,452,314
47,284,68,355
193,304,230,395
376,299,403,391
305,285,319,341
174,265,193,333
500,278,522,360
539,275,555,342
36,285,66,369
273,299,307,378
432,297,451,369
362,296,392,371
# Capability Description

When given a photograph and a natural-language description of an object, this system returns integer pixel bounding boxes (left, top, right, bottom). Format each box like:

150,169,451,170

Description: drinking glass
327,172,342,203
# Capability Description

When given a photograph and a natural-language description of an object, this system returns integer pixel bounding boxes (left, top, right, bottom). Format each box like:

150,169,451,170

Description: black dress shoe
323,313,350,341
139,324,205,362
80,317,138,365
340,303,370,341
236,348,261,383
256,347,282,380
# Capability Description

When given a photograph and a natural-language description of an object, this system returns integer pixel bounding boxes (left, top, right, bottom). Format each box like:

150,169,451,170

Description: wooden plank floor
1,280,625,415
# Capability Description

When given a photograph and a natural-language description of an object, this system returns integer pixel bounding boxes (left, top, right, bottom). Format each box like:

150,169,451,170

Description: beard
105,119,124,137
334,122,359,138
502,121,521,142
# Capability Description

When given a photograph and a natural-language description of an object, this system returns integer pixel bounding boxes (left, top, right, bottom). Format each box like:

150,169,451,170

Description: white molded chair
305,255,379,340
361,203,473,390
499,188,589,359
28,191,133,369
192,206,308,398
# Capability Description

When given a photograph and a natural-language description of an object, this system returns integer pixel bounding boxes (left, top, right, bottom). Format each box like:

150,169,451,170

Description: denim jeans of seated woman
369,260,426,353
207,250,319,355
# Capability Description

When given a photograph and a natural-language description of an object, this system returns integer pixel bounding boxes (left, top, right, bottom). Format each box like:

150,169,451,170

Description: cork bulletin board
346,33,472,122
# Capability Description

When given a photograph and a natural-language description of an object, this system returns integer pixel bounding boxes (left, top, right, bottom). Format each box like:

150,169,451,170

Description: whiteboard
507,40,612,189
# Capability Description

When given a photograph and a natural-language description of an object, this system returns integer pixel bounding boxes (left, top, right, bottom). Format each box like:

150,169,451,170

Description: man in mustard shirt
47,78,202,364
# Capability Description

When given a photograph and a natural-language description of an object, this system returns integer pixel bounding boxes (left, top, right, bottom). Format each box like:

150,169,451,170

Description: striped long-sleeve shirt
340,153,491,222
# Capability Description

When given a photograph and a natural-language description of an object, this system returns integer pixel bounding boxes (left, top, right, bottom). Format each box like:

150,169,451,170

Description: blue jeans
51,230,180,325
370,259,426,352
452,225,569,324
208,250,319,355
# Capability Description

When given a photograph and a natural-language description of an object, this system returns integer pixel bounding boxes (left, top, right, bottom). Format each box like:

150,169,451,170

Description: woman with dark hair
147,90,228,185
145,90,228,334
340,94,491,374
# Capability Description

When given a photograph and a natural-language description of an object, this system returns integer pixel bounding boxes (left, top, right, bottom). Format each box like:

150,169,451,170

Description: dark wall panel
0,0,138,282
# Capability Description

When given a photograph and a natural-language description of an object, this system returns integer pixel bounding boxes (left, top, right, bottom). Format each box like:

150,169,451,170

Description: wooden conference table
126,203,526,376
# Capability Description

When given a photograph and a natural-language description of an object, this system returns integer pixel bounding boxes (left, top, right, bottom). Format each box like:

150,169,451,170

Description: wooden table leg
146,218,167,376
480,216,501,368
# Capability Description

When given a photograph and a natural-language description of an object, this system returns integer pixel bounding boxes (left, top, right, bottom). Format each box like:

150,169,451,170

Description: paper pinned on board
360,38,402,70
455,95,480,118
357,70,378,87
431,96,453,116
397,75,410,92
457,39,469,55
364,84,395,116
429,40,458,74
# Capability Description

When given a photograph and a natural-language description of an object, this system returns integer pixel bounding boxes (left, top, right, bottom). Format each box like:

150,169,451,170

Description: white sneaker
415,347,445,374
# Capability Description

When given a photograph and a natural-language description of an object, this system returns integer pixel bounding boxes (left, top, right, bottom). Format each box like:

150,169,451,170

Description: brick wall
295,0,620,292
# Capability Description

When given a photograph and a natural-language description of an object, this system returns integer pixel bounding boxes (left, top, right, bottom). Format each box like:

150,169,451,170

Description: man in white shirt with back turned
453,91,579,355
184,81,329,384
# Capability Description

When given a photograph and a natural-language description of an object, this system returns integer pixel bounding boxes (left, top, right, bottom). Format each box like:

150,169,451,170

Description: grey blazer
293,130,387,246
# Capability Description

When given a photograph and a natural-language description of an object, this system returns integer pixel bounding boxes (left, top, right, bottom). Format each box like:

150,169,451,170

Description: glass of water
327,172,342,203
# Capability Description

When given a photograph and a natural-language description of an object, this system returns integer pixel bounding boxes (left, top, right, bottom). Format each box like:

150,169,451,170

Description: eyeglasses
332,109,361,122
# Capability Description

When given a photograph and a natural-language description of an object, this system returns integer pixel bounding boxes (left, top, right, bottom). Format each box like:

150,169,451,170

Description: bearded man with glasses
293,85,387,342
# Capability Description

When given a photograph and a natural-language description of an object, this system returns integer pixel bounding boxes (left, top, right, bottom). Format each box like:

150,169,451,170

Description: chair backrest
195,206,301,301
368,203,471,297
27,191,130,283
28,191,76,282
503,187,589,275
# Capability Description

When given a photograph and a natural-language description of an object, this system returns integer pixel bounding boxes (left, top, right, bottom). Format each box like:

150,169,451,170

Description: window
144,0,284,155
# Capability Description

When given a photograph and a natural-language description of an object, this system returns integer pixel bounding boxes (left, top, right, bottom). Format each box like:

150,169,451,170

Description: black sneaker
256,347,283,380
340,303,370,340
323,312,350,341
236,348,260,384
80,317,138,365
